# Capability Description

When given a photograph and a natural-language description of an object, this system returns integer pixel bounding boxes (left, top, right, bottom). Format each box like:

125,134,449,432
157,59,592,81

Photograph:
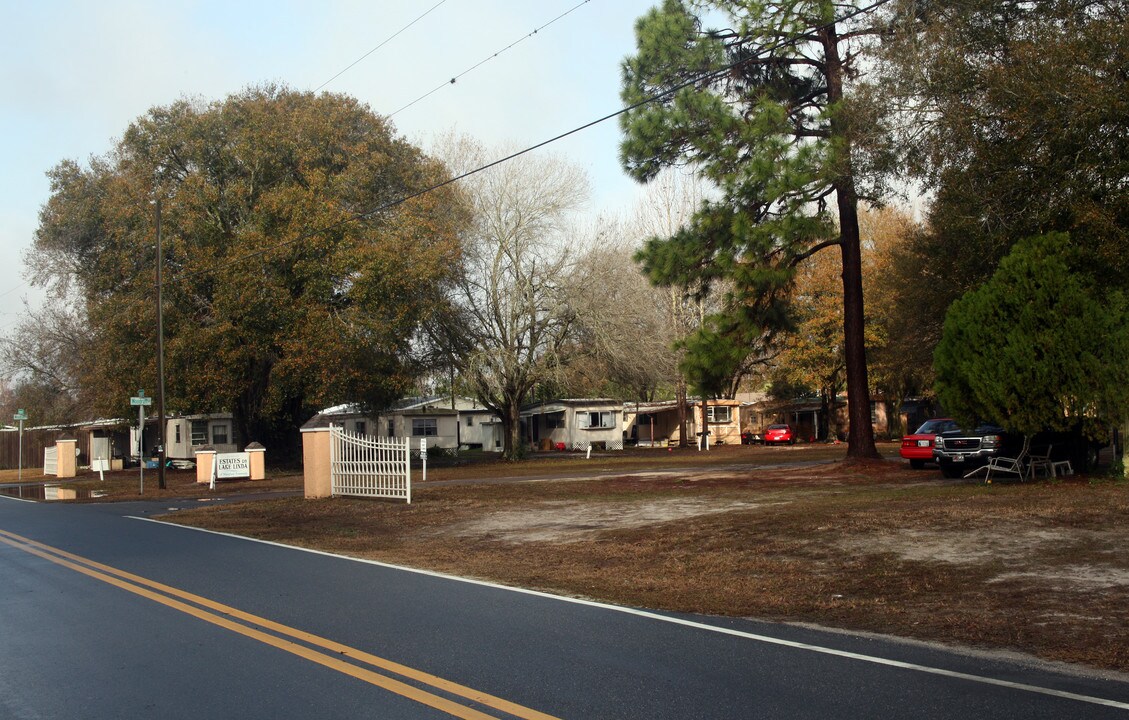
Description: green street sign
13,409,27,421
130,396,152,407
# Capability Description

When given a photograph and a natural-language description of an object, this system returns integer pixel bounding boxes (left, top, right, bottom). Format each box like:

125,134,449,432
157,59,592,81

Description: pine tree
620,0,890,458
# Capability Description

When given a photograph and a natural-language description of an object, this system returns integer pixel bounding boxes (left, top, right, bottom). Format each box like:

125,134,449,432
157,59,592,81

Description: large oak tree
881,0,1129,321
29,85,466,453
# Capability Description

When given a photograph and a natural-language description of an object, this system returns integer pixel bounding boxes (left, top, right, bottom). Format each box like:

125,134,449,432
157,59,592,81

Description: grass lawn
138,443,1129,674
0,442,866,499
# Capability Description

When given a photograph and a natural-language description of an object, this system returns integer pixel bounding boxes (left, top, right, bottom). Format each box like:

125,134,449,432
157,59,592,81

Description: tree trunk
819,387,832,442
887,388,907,439
677,379,689,447
502,395,524,461
823,23,880,460
700,399,709,449
233,396,258,451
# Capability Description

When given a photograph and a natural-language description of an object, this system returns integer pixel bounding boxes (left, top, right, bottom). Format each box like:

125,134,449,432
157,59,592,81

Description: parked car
763,424,795,445
900,418,959,469
741,430,763,445
933,423,1019,478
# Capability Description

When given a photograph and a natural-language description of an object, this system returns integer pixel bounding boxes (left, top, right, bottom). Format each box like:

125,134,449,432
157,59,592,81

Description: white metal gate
329,426,411,502
43,446,59,476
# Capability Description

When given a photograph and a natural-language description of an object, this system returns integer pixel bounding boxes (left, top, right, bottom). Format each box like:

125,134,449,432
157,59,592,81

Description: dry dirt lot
149,448,1129,674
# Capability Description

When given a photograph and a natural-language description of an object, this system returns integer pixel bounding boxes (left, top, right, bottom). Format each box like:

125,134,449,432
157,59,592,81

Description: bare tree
432,135,589,459
628,170,722,445
0,297,93,424
565,218,666,399
637,171,706,445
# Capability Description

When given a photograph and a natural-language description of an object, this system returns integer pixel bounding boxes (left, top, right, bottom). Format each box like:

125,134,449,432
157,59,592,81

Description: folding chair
969,437,1031,482
1027,445,1054,478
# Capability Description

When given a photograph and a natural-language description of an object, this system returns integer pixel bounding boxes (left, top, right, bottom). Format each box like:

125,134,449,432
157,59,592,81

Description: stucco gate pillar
300,415,333,499
195,448,215,484
55,438,77,478
246,442,266,480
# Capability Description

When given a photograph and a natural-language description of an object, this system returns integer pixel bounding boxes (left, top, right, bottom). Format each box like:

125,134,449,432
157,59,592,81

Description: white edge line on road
127,515,1129,711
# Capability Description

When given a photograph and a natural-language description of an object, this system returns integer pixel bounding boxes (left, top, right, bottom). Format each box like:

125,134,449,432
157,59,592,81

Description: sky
0,0,663,334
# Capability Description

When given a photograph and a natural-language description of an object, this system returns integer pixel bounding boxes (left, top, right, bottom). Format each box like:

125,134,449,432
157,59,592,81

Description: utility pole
156,197,167,490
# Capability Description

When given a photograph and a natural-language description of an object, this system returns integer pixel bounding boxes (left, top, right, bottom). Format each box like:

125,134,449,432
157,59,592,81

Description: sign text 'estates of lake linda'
215,452,250,479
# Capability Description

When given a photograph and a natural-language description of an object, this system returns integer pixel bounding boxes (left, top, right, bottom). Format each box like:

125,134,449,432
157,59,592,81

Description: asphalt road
2,494,1128,719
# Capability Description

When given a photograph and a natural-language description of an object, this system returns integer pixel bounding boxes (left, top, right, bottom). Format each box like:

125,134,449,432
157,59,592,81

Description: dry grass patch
166,460,1129,672
418,441,889,483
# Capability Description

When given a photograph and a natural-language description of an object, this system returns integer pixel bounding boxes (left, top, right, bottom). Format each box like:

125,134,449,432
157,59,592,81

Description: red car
763,424,795,445
900,418,959,469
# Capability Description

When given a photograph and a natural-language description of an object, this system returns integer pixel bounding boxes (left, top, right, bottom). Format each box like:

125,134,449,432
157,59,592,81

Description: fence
0,428,65,471
569,439,624,451
329,426,411,502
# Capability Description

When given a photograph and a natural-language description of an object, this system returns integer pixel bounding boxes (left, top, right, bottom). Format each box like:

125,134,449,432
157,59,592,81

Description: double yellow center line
0,528,559,720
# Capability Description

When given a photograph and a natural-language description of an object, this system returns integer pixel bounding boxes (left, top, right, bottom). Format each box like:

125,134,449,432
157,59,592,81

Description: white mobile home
130,414,238,461
522,399,624,451
316,397,469,451
164,414,239,458
459,406,504,452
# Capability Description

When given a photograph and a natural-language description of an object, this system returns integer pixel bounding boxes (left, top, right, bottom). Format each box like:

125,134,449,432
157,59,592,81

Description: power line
0,281,28,301
314,1,450,93
388,0,593,118
168,0,895,285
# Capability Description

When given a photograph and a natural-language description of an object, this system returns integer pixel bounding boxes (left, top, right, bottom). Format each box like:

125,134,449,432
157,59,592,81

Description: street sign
134,391,148,494
14,409,25,483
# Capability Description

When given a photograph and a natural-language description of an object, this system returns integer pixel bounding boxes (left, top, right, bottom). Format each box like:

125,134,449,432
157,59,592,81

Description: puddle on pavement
0,484,107,501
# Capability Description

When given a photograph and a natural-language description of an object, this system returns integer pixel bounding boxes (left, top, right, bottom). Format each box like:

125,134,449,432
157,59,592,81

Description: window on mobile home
412,418,438,436
577,411,615,429
706,406,731,423
191,421,208,446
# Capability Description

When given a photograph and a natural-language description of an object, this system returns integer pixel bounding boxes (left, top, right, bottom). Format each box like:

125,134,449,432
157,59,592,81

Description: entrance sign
215,452,250,479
